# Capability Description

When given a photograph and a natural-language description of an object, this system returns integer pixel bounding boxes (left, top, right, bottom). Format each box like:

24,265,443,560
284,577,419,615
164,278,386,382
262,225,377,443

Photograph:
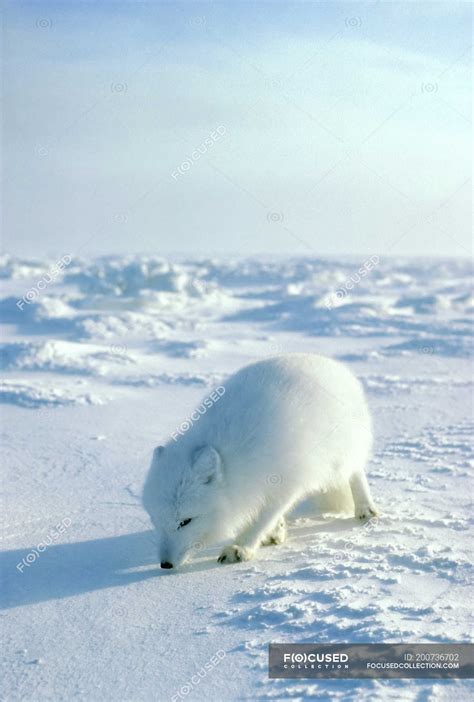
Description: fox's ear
192,445,222,485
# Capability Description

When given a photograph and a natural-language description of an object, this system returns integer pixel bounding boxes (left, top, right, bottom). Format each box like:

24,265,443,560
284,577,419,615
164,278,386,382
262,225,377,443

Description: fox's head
142,443,225,569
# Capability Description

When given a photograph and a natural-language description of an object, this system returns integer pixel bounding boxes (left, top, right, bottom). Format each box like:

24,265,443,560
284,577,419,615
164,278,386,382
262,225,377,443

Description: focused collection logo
269,643,473,679
283,652,349,669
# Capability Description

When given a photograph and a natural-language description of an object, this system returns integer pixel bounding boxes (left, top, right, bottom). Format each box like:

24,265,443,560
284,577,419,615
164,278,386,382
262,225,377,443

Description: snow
1,254,473,701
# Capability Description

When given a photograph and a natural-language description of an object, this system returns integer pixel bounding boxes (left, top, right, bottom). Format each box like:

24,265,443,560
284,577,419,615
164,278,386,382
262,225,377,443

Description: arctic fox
142,353,378,569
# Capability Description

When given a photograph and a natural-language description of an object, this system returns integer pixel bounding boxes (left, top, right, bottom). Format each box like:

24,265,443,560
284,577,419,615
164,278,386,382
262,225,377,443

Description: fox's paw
261,518,287,546
217,545,253,564
355,504,379,521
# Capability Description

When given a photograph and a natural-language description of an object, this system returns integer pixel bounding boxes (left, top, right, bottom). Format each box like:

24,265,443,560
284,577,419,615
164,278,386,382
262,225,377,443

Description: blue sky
2,0,472,258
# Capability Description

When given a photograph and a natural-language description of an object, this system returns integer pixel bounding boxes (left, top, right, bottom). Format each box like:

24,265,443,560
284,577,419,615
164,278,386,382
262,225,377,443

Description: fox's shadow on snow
0,529,218,610
0,516,357,610
1,530,158,609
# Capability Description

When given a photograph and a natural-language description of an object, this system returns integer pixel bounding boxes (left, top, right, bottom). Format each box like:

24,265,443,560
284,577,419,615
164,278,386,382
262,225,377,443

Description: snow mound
0,295,77,326
115,371,224,388
0,380,104,408
150,339,210,358
67,257,207,296
76,312,171,341
1,340,137,376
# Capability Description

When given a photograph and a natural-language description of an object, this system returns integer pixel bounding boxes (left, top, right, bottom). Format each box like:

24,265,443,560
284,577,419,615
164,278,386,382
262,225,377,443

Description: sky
2,0,472,259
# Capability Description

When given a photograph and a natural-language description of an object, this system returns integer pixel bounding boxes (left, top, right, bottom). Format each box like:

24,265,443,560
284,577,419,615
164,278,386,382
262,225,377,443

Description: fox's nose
160,561,173,569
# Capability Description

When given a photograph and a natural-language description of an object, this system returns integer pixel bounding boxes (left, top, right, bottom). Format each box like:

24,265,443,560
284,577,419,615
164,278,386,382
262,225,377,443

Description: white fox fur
142,353,378,568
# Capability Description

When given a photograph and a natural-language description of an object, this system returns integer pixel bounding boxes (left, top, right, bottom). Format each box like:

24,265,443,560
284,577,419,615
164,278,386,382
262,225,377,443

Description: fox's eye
178,518,192,529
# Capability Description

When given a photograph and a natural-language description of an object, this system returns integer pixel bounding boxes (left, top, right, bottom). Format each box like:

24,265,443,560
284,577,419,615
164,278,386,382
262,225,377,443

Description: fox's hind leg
350,470,379,520
261,517,287,546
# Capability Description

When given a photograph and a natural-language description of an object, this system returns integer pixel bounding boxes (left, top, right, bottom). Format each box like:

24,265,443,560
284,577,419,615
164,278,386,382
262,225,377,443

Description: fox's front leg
217,498,294,564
